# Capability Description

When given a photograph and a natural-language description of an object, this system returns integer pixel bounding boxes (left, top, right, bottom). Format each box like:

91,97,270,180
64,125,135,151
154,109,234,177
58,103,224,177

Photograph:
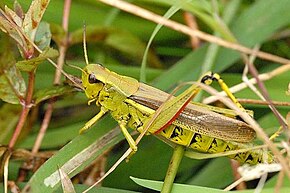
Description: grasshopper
79,63,274,165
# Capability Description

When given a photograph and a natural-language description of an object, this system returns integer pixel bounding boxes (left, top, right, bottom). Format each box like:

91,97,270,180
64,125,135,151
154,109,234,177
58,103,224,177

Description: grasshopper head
82,63,139,100
82,64,109,101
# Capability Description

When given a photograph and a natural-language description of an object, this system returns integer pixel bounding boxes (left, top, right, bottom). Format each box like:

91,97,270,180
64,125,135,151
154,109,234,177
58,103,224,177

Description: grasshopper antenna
83,23,89,66
66,63,86,74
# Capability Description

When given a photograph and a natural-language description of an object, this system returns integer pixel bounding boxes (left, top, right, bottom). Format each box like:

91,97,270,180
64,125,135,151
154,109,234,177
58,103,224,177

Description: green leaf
13,1,24,21
264,172,290,188
16,48,58,72
22,0,50,42
18,121,83,149
0,4,28,57
155,0,290,89
0,36,26,104
23,116,124,193
0,104,21,144
130,176,227,192
0,182,141,193
3,2,23,27
33,85,75,105
131,176,290,192
35,22,52,50
187,158,233,188
237,188,290,193
0,65,26,104
0,29,17,70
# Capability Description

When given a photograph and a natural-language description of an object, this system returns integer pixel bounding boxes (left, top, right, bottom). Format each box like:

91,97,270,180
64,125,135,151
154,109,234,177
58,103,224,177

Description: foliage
0,0,289,193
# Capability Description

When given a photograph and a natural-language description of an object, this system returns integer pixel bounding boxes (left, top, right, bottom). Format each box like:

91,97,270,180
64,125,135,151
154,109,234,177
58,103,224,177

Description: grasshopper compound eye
88,73,100,84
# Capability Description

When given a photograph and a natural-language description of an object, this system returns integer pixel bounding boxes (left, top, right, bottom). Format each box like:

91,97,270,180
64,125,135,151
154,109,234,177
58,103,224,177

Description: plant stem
8,71,35,148
161,145,185,193
31,0,71,154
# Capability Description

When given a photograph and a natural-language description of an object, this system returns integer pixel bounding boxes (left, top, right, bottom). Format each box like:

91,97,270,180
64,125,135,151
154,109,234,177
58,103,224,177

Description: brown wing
130,83,256,143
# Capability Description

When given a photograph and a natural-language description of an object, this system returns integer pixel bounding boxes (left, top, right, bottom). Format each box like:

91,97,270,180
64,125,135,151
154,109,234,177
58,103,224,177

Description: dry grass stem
98,0,290,64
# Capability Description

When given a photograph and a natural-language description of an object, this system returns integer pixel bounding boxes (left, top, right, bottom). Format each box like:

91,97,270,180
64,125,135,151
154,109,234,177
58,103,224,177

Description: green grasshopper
79,63,274,165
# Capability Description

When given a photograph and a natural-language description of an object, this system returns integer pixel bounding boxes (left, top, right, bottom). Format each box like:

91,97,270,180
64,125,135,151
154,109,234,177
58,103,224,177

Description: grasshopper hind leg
199,72,274,164
201,72,246,112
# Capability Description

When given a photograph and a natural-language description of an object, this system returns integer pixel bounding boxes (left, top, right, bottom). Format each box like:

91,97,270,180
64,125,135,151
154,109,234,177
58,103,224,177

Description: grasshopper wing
130,83,256,143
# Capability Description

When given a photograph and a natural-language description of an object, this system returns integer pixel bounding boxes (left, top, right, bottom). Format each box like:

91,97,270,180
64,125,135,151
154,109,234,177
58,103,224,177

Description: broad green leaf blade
130,176,227,193
238,188,290,193
151,0,233,40
187,158,233,188
131,175,290,192
0,183,141,193
215,0,290,72
140,0,188,82
156,0,290,89
23,116,123,193
264,171,290,188
18,121,84,149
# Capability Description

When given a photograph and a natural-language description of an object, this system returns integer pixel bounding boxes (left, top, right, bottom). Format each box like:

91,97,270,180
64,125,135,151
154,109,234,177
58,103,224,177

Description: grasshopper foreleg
79,107,108,134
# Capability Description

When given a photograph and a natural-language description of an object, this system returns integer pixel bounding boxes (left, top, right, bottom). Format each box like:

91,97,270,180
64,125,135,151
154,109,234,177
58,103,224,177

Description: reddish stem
9,71,35,148
183,12,200,48
230,160,246,190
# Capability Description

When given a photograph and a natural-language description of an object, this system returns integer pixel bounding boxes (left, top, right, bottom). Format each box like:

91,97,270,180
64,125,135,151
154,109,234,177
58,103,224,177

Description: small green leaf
0,65,26,104
13,1,24,21
4,3,22,27
33,85,75,105
22,0,50,42
0,36,26,104
0,9,28,51
16,48,59,72
35,22,52,50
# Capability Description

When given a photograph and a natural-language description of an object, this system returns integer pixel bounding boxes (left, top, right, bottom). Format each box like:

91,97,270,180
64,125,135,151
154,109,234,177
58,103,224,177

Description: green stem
161,145,185,193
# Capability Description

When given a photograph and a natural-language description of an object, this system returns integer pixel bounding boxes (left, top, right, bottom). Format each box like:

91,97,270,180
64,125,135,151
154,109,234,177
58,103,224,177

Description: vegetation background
0,0,289,192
